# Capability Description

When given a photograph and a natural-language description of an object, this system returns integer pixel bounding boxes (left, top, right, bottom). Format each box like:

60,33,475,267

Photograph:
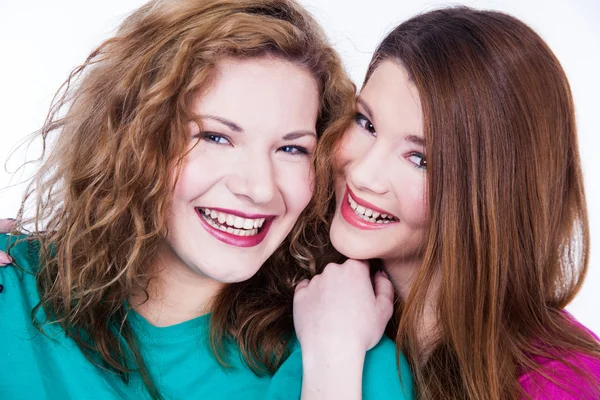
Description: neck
130,242,225,327
383,256,440,353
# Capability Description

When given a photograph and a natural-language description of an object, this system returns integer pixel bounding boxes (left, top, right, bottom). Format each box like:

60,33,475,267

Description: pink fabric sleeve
519,314,600,399
519,353,600,399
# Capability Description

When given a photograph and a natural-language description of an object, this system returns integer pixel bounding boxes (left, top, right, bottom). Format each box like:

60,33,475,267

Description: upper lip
197,206,275,219
346,185,397,218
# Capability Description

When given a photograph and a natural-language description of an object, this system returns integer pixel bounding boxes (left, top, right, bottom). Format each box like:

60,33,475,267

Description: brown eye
354,113,377,136
408,153,427,170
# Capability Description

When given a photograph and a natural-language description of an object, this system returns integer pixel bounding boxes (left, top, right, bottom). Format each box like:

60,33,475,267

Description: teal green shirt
0,234,414,399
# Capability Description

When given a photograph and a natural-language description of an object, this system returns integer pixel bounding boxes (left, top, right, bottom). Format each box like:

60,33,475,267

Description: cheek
334,128,367,182
171,166,198,205
336,129,361,167
395,173,429,226
170,150,216,205
407,179,429,225
280,162,314,213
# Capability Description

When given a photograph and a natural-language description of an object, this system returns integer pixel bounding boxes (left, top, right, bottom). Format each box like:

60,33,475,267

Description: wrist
300,339,367,366
300,345,365,400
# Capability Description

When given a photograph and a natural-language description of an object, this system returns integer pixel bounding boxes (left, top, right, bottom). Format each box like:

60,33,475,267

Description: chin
330,232,376,261
206,263,263,283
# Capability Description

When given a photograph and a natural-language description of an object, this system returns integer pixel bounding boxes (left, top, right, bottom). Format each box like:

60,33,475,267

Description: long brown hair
8,0,355,398
315,6,600,400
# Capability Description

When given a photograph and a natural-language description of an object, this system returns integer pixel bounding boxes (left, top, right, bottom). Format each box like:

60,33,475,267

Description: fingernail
380,269,390,279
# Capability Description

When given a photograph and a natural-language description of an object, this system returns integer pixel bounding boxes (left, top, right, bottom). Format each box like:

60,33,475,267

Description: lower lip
340,191,397,231
196,210,273,247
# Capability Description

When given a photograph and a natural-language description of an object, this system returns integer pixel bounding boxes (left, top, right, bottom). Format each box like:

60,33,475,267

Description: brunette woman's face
329,61,429,264
162,57,319,283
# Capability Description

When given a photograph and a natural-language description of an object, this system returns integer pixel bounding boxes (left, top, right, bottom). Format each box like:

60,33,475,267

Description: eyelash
199,133,310,156
354,113,376,136
279,145,310,156
352,117,427,170
201,133,231,145
408,152,427,170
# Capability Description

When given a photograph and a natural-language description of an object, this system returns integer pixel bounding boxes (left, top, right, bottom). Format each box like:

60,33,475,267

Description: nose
347,141,389,196
226,151,277,205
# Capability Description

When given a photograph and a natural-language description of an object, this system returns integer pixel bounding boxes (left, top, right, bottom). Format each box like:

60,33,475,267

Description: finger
343,259,370,277
322,262,341,275
0,251,12,266
373,270,395,318
294,279,311,294
0,219,17,234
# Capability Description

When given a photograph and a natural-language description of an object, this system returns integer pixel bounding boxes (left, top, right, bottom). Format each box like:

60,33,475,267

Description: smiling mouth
346,193,399,224
197,207,267,237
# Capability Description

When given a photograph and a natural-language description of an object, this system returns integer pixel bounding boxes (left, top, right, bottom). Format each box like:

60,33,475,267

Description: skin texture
328,61,437,335
330,61,429,270
0,59,396,399
292,62,433,398
294,260,394,400
114,56,319,327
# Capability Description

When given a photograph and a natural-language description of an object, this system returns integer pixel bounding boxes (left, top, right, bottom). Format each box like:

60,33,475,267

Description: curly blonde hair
9,0,355,398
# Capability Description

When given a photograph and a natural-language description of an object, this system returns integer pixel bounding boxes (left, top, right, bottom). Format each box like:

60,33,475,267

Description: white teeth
346,194,396,223
199,208,268,236
226,215,235,227
233,216,244,229
348,195,358,210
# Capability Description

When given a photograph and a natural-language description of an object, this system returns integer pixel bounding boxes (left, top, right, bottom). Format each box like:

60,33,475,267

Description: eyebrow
356,97,374,120
405,134,426,147
201,115,243,132
283,131,317,140
200,114,316,139
357,99,425,146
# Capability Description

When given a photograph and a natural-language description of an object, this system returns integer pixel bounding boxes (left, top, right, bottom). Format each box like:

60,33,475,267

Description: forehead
360,60,422,135
192,57,319,132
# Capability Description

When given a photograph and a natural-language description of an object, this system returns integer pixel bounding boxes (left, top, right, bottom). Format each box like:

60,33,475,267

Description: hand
294,259,394,354
0,219,16,266
293,259,394,400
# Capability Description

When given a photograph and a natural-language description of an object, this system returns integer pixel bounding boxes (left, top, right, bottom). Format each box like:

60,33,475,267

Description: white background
1,0,598,332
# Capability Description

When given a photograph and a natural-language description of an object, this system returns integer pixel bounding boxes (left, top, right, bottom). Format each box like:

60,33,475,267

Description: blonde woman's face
163,57,318,283
330,61,429,264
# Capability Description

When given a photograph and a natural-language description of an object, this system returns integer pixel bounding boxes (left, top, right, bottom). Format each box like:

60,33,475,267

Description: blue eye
202,133,231,145
408,152,427,170
279,145,309,156
355,113,376,136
